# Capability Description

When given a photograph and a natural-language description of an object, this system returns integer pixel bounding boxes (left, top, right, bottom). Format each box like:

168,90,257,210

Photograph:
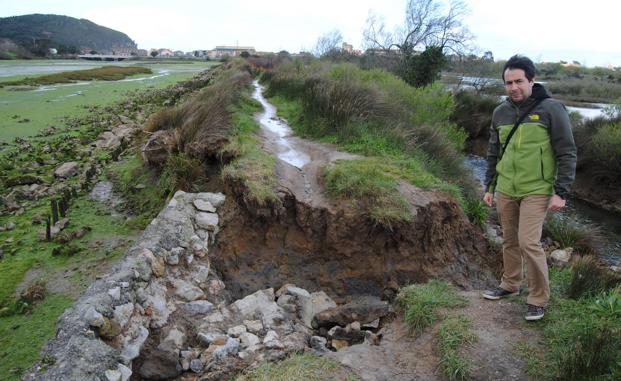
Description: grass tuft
234,352,359,381
158,153,207,196
395,280,467,335
543,213,603,256
568,256,621,299
438,315,477,380
324,158,412,228
544,288,621,380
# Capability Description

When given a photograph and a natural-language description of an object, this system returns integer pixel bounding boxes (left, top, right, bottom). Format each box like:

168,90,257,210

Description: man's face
503,68,534,103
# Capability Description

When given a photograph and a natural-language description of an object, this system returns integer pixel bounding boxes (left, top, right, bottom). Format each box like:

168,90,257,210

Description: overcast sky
1,0,620,67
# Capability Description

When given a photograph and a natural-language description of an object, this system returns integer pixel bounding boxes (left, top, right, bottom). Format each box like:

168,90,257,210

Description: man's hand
548,194,566,211
483,192,494,207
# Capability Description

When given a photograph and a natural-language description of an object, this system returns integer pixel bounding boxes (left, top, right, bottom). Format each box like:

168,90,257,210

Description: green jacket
485,84,577,199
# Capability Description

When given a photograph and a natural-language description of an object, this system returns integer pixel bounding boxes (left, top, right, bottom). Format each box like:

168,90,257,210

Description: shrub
450,90,498,139
591,121,621,168
158,153,207,196
543,213,603,256
143,106,185,132
568,256,621,299
545,289,621,380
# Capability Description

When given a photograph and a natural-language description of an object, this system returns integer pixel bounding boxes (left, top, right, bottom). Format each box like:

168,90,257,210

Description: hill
0,14,136,57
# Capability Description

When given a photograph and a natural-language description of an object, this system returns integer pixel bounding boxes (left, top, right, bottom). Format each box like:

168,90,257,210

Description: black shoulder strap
499,98,544,159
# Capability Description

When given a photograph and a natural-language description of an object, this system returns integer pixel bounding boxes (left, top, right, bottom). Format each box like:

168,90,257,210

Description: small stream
465,154,620,265
251,80,311,168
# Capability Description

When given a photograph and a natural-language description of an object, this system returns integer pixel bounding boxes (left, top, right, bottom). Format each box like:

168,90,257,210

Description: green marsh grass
0,61,218,141
395,280,467,335
0,66,152,86
324,158,412,228
0,294,73,380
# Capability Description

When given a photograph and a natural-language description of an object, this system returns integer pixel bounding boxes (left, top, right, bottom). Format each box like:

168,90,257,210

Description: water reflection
251,81,311,168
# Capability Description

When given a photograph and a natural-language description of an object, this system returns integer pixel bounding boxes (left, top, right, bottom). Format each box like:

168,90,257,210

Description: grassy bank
144,60,279,207
263,60,484,227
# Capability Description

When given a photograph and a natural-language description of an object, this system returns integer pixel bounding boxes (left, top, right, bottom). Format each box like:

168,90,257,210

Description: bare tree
362,0,472,87
363,0,472,54
313,29,343,58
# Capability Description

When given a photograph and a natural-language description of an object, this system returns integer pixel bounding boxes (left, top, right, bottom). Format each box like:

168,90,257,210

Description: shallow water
251,81,311,168
566,104,608,120
465,154,620,265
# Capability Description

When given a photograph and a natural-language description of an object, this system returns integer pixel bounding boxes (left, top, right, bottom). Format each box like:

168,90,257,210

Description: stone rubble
24,191,391,381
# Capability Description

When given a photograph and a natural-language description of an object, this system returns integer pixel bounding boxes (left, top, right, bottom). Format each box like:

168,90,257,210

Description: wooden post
51,199,59,224
46,214,51,241
59,199,66,218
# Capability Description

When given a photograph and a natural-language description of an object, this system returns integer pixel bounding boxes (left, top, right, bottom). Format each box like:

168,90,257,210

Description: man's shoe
525,304,545,321
482,287,519,300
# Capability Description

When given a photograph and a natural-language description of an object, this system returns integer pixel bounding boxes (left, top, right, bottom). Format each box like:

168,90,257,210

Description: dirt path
328,291,540,381
252,81,359,208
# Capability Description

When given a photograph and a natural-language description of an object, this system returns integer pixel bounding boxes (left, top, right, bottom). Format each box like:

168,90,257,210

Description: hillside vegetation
0,14,136,57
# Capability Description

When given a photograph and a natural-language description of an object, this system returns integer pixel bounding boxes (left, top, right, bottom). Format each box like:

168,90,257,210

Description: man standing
482,55,577,320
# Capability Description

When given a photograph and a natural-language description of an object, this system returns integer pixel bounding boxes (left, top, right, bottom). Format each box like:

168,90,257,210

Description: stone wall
24,191,362,381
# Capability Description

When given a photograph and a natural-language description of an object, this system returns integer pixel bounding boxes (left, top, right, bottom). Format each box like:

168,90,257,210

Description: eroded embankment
211,82,499,301
215,174,498,302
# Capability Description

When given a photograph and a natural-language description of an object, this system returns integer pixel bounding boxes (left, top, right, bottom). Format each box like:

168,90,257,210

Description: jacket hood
531,83,550,100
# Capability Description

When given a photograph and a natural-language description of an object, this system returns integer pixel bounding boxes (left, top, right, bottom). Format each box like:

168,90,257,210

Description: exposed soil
329,291,539,381
212,82,500,301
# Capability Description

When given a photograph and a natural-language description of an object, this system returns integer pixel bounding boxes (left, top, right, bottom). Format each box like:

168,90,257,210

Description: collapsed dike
23,69,500,381
24,171,499,380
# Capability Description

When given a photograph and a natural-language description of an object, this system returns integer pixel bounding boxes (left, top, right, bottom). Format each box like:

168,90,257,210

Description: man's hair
502,55,536,82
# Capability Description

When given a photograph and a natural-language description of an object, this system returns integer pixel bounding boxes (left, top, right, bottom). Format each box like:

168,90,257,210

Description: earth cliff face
214,163,499,300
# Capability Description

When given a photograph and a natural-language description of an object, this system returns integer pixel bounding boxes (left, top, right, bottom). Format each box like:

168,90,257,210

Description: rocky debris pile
24,191,391,380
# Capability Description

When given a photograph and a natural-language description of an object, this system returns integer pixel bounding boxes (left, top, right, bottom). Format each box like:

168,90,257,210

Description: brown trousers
496,192,550,307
